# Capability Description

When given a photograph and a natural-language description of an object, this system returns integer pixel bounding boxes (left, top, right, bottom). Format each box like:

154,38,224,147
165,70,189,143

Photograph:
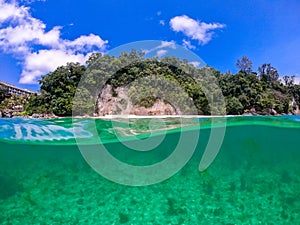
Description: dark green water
0,116,300,224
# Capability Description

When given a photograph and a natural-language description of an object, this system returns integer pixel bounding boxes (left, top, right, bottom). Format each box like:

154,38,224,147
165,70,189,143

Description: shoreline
0,109,297,120
30,113,296,120
90,114,236,119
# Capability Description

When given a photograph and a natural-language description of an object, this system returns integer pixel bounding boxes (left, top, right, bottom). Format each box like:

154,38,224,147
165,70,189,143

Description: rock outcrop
290,97,300,115
97,85,177,116
130,100,176,115
0,110,14,118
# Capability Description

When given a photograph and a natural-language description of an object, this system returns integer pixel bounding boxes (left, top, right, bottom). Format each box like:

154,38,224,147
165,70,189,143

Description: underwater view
0,116,300,224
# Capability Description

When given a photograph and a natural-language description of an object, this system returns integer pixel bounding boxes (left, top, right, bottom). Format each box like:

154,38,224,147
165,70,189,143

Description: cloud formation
0,0,108,84
182,39,196,49
156,49,167,57
159,20,165,26
189,61,201,68
143,40,176,55
170,15,225,45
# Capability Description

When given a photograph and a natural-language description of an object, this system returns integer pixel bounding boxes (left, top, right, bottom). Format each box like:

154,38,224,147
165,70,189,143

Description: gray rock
270,109,277,115
2,110,13,118
97,85,177,116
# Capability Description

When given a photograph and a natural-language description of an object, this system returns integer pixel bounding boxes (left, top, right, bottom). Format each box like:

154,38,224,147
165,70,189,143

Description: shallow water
0,116,300,224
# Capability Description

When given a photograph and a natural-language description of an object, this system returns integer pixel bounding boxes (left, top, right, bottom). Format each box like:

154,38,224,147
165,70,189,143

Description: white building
0,80,36,95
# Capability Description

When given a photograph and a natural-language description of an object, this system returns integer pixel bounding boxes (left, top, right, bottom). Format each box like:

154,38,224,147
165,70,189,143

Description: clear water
0,116,300,224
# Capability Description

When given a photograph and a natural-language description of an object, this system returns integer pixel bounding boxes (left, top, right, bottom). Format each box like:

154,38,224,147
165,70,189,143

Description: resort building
0,80,36,95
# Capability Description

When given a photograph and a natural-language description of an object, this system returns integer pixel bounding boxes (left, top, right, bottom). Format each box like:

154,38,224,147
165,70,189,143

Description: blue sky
1,0,300,91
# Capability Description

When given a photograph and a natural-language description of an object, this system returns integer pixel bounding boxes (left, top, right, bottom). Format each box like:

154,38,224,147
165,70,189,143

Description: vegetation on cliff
1,51,300,116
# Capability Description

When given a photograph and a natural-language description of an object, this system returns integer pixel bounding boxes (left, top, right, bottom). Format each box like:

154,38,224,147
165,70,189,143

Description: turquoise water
0,116,300,224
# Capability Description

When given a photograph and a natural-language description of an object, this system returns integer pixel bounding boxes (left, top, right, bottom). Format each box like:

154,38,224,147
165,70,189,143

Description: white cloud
156,49,167,57
182,39,196,49
23,0,46,4
65,34,108,52
20,49,86,83
294,75,300,84
169,15,225,45
143,40,176,55
159,20,165,26
0,0,108,84
189,61,201,68
158,40,176,49
38,26,62,47
0,22,61,50
0,0,29,23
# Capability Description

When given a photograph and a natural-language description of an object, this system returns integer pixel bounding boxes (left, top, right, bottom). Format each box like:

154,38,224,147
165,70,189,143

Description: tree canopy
236,56,253,74
0,85,9,103
19,52,300,116
26,62,86,116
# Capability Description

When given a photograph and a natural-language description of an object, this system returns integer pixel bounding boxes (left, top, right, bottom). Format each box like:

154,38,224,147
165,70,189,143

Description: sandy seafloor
0,116,300,224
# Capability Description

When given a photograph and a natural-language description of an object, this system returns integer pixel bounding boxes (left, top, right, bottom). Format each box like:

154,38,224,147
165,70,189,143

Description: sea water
0,116,300,224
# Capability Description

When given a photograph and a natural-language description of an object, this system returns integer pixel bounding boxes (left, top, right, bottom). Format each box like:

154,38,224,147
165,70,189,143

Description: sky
1,0,300,91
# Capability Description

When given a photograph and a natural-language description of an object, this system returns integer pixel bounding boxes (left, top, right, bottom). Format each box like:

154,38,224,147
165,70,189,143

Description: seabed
0,116,300,224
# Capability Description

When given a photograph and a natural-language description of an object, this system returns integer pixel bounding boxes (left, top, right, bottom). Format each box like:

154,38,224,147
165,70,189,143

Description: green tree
226,97,244,115
23,49,297,116
258,63,279,86
0,94,29,112
236,56,253,74
0,85,10,103
282,75,295,88
27,62,86,116
25,94,50,115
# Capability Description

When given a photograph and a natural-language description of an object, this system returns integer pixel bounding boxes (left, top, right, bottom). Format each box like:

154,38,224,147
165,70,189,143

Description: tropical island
0,51,300,118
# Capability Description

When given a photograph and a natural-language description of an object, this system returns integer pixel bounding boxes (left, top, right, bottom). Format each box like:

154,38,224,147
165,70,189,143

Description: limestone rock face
130,100,176,116
289,97,300,115
294,108,300,115
97,85,177,116
97,85,119,116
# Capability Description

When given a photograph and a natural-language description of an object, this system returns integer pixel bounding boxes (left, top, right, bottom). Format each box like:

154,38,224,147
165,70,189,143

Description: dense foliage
25,62,86,116
0,94,29,116
0,85,9,104
17,52,300,116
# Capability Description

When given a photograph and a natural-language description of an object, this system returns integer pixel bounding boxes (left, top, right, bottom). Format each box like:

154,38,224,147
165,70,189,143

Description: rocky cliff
96,85,177,116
